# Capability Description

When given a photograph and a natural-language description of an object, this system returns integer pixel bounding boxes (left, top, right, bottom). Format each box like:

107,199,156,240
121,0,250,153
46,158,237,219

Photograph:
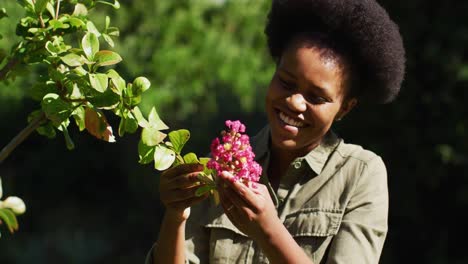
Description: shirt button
293,161,302,169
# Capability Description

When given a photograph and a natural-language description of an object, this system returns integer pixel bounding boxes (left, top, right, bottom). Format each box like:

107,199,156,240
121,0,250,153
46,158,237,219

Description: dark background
0,0,462,263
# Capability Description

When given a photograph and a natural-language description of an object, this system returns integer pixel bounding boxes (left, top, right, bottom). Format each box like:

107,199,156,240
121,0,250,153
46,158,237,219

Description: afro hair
265,0,406,103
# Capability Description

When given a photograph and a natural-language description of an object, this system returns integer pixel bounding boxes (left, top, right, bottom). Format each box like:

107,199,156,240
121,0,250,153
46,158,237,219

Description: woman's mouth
278,111,306,128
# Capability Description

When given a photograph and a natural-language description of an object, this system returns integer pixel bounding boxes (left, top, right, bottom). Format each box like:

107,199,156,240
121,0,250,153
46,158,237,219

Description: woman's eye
309,96,328,104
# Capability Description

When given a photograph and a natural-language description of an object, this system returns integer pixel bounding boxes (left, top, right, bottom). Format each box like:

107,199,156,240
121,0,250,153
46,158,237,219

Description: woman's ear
335,98,357,121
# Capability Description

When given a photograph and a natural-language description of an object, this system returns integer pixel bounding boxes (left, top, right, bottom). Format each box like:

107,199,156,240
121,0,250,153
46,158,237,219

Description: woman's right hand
159,163,208,222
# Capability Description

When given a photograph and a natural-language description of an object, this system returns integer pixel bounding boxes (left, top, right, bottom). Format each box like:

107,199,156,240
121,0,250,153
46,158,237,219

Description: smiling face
265,36,357,158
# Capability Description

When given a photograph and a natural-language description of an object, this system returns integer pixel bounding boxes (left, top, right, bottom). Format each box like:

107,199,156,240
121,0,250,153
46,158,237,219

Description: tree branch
0,112,47,164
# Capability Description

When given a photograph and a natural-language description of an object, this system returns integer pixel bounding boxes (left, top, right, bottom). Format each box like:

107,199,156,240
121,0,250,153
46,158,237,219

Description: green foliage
114,0,274,120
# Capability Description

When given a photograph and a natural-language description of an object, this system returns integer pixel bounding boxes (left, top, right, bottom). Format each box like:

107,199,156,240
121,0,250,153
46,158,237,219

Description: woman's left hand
217,171,280,241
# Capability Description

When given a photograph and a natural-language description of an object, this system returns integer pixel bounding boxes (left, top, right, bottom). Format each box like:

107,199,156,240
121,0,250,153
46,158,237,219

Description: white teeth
279,112,305,128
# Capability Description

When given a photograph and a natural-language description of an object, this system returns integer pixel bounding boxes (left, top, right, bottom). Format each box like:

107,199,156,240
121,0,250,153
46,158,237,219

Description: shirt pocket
283,208,343,262
204,214,252,264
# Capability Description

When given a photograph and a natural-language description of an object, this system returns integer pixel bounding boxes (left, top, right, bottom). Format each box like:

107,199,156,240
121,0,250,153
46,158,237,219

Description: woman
148,0,405,263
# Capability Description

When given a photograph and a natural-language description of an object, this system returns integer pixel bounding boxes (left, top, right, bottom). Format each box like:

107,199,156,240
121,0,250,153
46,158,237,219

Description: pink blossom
207,120,262,185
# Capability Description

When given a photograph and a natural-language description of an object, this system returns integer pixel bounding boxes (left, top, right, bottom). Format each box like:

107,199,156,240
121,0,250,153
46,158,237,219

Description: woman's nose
286,93,307,112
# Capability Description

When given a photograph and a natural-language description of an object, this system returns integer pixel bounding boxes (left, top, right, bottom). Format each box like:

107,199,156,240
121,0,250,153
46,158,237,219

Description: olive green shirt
147,125,388,263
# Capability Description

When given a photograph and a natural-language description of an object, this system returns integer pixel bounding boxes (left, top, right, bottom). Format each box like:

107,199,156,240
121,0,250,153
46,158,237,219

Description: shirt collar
250,125,341,175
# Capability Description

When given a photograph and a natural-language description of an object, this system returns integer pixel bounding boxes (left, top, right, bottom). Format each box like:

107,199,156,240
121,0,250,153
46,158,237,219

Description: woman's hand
159,163,209,222
217,171,281,241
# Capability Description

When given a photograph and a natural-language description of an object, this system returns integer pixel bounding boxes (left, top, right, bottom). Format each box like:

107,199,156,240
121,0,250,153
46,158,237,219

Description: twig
56,0,61,19
0,112,47,164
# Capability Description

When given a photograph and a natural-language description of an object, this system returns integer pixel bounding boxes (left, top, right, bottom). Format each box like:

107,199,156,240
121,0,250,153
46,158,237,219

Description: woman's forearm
152,211,187,264
256,218,314,264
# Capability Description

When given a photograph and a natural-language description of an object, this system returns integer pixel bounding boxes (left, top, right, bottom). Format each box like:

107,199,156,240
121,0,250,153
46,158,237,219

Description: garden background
0,0,462,263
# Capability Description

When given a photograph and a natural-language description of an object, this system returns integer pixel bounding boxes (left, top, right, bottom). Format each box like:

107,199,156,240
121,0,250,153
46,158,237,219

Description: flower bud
3,196,26,215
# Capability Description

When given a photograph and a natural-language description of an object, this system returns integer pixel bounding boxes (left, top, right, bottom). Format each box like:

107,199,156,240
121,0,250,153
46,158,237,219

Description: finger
167,173,202,190
161,184,206,203
220,172,258,209
162,163,204,180
167,193,209,210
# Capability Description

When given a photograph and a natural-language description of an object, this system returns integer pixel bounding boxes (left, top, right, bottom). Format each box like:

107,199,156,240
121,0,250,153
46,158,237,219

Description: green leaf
45,2,55,17
72,106,86,131
131,106,149,127
86,21,101,37
106,27,119,37
118,116,126,137
105,16,110,30
96,0,120,9
37,122,56,139
102,33,114,47
107,69,125,95
125,112,138,133
148,107,169,130
0,208,19,233
138,140,155,165
35,0,49,14
183,152,199,164
132,77,151,95
87,88,120,109
154,145,176,171
199,157,214,176
61,124,75,150
168,129,190,154
41,93,73,126
89,73,108,93
67,17,86,28
61,53,84,67
141,127,166,146
82,32,99,60
49,19,70,29
73,3,88,16
0,8,8,20
195,185,215,197
30,81,56,101
94,50,122,67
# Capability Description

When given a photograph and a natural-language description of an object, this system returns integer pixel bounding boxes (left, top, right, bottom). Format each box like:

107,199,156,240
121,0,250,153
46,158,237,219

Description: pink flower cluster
207,120,262,185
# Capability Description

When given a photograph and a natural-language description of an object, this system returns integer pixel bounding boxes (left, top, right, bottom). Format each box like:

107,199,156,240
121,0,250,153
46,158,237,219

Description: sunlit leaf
67,17,86,28
48,19,70,29
89,73,108,93
73,3,88,16
132,106,149,127
168,129,190,154
85,108,116,142
0,8,8,20
132,76,151,95
35,0,49,14
61,124,75,150
82,32,99,60
96,0,120,9
141,127,166,146
183,152,199,164
86,21,101,37
138,140,155,165
107,69,125,95
72,106,86,131
102,34,114,47
61,53,84,67
41,93,73,126
195,185,214,197
154,145,175,171
148,107,169,130
0,208,18,233
94,50,122,67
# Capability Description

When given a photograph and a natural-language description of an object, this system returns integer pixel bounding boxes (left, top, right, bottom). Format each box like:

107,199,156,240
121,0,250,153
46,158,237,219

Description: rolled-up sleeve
326,156,389,264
